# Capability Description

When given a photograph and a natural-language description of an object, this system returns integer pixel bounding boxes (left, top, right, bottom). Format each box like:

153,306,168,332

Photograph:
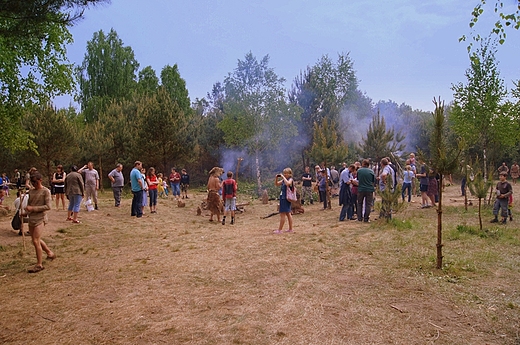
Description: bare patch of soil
0,185,519,344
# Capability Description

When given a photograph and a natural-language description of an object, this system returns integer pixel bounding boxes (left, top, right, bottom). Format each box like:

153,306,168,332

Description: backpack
391,165,398,189
223,180,235,197
11,210,21,230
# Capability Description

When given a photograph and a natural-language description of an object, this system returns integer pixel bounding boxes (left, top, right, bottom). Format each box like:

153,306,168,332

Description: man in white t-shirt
79,162,100,210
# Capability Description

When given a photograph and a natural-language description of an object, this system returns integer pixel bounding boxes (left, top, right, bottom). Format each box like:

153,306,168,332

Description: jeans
402,182,412,202
319,190,327,209
339,203,353,221
131,190,143,217
112,186,122,206
171,183,180,196
67,194,82,213
493,197,508,218
357,191,373,221
149,189,158,206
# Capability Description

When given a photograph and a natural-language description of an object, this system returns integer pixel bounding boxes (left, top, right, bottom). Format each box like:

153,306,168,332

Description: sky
55,0,520,112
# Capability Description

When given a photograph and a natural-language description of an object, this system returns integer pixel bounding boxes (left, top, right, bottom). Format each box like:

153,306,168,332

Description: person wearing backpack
221,171,237,225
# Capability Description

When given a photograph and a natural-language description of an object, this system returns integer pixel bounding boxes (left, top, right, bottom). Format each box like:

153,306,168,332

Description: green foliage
450,39,518,169
461,0,520,50
468,171,493,231
468,172,493,200
218,52,301,192
91,99,136,166
137,66,159,95
23,105,78,177
160,64,191,115
359,111,405,161
455,224,501,240
386,218,413,231
77,29,140,122
134,88,192,171
289,52,359,156
375,174,406,221
219,52,300,151
309,118,348,165
0,1,108,40
0,15,74,151
429,98,462,176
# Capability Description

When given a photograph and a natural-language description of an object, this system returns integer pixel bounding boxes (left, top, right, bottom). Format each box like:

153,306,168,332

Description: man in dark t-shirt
301,166,313,205
357,159,375,222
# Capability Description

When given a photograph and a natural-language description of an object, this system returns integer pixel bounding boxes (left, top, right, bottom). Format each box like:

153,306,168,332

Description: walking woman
26,171,56,273
274,167,294,234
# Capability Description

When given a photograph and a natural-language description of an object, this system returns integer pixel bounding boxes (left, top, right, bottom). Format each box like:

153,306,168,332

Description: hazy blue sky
56,0,520,111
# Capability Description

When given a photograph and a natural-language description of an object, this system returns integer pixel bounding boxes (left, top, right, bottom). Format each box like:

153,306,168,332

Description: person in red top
221,171,237,225
169,167,181,201
146,167,159,214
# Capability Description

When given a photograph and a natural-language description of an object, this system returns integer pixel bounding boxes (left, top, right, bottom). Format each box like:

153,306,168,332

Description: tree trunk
436,175,444,269
255,149,262,196
487,183,494,206
478,198,483,231
98,157,103,191
324,160,331,209
464,183,468,211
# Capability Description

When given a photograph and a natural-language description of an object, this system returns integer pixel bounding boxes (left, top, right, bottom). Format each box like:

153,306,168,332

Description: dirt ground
0,184,519,345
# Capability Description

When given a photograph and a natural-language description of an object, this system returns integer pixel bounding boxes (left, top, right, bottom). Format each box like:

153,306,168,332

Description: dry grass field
0,184,519,345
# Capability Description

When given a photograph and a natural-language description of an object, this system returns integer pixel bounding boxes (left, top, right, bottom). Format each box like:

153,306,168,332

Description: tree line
1,2,520,192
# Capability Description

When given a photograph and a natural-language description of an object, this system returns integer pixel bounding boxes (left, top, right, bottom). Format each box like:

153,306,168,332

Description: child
401,165,415,202
2,173,10,196
163,178,169,196
221,171,237,225
157,173,165,198
180,168,190,199
491,172,513,224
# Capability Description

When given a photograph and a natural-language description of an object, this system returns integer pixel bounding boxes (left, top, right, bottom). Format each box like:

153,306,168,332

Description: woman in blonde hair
274,167,294,233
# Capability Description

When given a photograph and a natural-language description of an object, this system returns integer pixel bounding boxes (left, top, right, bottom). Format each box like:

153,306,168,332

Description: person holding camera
274,168,294,234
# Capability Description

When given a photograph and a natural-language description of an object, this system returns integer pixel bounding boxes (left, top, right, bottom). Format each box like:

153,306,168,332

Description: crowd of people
3,156,516,273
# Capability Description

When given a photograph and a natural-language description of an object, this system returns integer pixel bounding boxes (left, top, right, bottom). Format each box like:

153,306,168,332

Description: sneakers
490,218,499,223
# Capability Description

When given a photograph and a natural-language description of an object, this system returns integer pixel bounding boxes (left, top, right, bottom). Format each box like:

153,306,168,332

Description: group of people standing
205,167,238,225
128,162,190,218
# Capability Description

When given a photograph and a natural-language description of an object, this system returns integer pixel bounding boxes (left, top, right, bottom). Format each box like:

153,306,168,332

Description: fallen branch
261,212,279,219
428,321,443,330
37,313,56,322
390,304,404,313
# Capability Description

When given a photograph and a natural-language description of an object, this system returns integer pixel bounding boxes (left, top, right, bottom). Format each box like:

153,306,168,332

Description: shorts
224,197,236,211
420,184,428,192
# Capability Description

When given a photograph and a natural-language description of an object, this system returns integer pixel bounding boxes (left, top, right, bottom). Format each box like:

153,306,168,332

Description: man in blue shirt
130,161,144,218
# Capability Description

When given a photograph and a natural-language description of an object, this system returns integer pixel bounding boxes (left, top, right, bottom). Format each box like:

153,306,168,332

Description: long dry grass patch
0,185,519,344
